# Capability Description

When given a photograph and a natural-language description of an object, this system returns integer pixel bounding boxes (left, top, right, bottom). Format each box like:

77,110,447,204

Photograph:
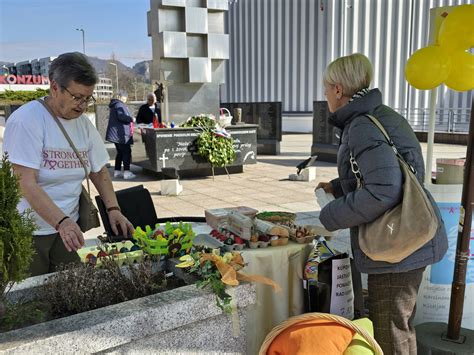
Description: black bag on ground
303,241,364,319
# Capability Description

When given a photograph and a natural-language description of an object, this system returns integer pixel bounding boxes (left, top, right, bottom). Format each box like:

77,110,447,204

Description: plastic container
77,240,143,267
205,206,258,230
227,212,254,240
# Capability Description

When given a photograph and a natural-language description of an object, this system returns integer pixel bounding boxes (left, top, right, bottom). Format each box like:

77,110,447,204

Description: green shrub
0,89,50,105
41,258,180,317
0,154,36,297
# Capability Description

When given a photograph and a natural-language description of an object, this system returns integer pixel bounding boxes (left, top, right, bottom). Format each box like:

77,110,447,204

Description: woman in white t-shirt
3,52,134,276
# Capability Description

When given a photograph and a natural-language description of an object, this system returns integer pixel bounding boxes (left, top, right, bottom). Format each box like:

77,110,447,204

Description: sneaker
123,171,136,180
114,170,122,178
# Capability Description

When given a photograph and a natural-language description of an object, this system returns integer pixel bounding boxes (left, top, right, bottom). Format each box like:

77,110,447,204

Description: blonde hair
324,53,373,97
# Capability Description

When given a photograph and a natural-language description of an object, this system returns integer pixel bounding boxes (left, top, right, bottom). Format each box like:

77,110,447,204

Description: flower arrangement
176,249,280,313
180,114,236,169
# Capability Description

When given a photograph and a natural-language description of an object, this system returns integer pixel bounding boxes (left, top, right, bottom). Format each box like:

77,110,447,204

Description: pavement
83,134,468,242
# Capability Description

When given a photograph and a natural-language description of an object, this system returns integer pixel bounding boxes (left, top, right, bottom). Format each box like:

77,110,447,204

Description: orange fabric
267,319,356,355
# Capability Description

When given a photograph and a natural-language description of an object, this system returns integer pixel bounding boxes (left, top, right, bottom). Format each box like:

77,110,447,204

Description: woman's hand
58,218,85,252
315,181,334,194
108,210,135,237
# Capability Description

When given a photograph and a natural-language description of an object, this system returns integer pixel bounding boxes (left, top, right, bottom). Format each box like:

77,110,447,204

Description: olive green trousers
29,233,80,276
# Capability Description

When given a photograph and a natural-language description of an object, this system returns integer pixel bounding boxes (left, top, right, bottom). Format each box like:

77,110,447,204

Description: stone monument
147,0,229,124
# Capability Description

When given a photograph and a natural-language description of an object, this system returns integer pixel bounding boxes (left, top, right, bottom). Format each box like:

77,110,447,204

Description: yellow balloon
444,51,474,92
405,46,451,90
438,4,474,51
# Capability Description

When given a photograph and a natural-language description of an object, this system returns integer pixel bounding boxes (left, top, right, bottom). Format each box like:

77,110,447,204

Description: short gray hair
49,52,98,88
147,93,156,100
324,53,373,97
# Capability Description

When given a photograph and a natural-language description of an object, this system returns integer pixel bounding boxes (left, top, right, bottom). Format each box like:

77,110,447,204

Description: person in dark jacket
316,53,448,355
136,93,161,125
106,92,136,179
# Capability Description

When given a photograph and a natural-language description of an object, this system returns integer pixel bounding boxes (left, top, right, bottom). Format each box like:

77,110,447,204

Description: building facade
221,0,472,132
1,57,113,99
94,77,114,101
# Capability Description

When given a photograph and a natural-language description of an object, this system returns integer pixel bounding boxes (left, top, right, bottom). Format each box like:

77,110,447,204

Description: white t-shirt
3,99,110,235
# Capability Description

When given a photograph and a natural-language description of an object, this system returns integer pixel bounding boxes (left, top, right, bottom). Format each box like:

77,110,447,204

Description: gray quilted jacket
319,89,448,274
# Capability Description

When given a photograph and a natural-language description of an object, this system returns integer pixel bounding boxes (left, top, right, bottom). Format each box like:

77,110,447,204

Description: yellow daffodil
175,254,195,268
223,252,233,263
173,229,184,238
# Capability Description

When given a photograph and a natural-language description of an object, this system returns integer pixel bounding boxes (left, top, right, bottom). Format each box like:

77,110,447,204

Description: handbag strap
349,114,416,187
36,98,92,195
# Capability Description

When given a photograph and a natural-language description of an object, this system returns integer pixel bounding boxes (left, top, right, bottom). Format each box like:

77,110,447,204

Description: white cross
159,153,169,168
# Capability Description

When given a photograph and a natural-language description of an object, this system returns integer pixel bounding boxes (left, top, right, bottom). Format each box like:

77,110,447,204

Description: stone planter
0,274,255,354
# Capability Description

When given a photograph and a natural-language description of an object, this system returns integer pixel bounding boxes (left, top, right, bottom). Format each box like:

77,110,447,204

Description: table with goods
78,207,334,354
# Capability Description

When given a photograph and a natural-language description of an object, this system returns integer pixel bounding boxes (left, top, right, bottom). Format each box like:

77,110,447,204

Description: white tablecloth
241,242,312,354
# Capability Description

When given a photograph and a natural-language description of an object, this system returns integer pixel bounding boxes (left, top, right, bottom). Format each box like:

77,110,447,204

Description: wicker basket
218,107,233,127
259,312,383,355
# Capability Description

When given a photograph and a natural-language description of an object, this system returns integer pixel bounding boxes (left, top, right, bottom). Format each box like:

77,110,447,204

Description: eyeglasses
61,86,96,106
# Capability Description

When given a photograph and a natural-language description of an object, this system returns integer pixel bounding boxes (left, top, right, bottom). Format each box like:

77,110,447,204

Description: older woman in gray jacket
317,53,448,355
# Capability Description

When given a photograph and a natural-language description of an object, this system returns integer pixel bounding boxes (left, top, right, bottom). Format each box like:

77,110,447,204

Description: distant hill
86,56,139,77
85,56,152,100
133,60,152,81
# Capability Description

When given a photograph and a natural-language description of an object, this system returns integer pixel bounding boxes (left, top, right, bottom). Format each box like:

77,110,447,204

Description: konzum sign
0,75,50,85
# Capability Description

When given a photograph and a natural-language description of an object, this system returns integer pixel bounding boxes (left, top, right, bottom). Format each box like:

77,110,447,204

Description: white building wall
94,77,114,100
222,0,472,126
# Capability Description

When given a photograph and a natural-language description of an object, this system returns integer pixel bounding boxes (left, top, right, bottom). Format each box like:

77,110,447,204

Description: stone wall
0,282,255,354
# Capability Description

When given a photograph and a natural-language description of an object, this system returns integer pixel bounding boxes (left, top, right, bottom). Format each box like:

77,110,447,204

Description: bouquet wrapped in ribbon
177,249,281,312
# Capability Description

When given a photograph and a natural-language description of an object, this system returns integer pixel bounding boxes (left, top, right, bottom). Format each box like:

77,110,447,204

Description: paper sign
330,257,354,320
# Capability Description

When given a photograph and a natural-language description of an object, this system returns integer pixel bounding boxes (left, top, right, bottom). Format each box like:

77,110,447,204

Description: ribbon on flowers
200,253,282,292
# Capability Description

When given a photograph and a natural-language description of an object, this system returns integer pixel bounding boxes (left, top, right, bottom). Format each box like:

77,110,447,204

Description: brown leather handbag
350,114,438,263
37,99,100,232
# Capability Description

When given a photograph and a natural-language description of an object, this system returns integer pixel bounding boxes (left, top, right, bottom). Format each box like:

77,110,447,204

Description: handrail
394,107,471,133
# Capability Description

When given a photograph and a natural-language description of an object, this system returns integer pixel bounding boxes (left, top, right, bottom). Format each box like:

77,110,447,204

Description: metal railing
395,108,471,133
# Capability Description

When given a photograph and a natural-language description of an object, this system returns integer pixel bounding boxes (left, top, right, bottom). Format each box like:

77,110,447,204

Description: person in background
315,53,447,354
3,52,134,276
106,92,136,180
136,92,161,125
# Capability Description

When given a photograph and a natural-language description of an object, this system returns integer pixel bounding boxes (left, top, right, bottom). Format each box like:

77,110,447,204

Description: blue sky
0,0,152,67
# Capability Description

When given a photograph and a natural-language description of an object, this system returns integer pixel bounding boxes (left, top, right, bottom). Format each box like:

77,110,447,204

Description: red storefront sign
0,74,50,85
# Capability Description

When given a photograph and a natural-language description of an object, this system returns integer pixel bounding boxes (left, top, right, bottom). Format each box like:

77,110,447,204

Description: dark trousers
114,143,132,171
29,233,80,276
368,267,425,355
